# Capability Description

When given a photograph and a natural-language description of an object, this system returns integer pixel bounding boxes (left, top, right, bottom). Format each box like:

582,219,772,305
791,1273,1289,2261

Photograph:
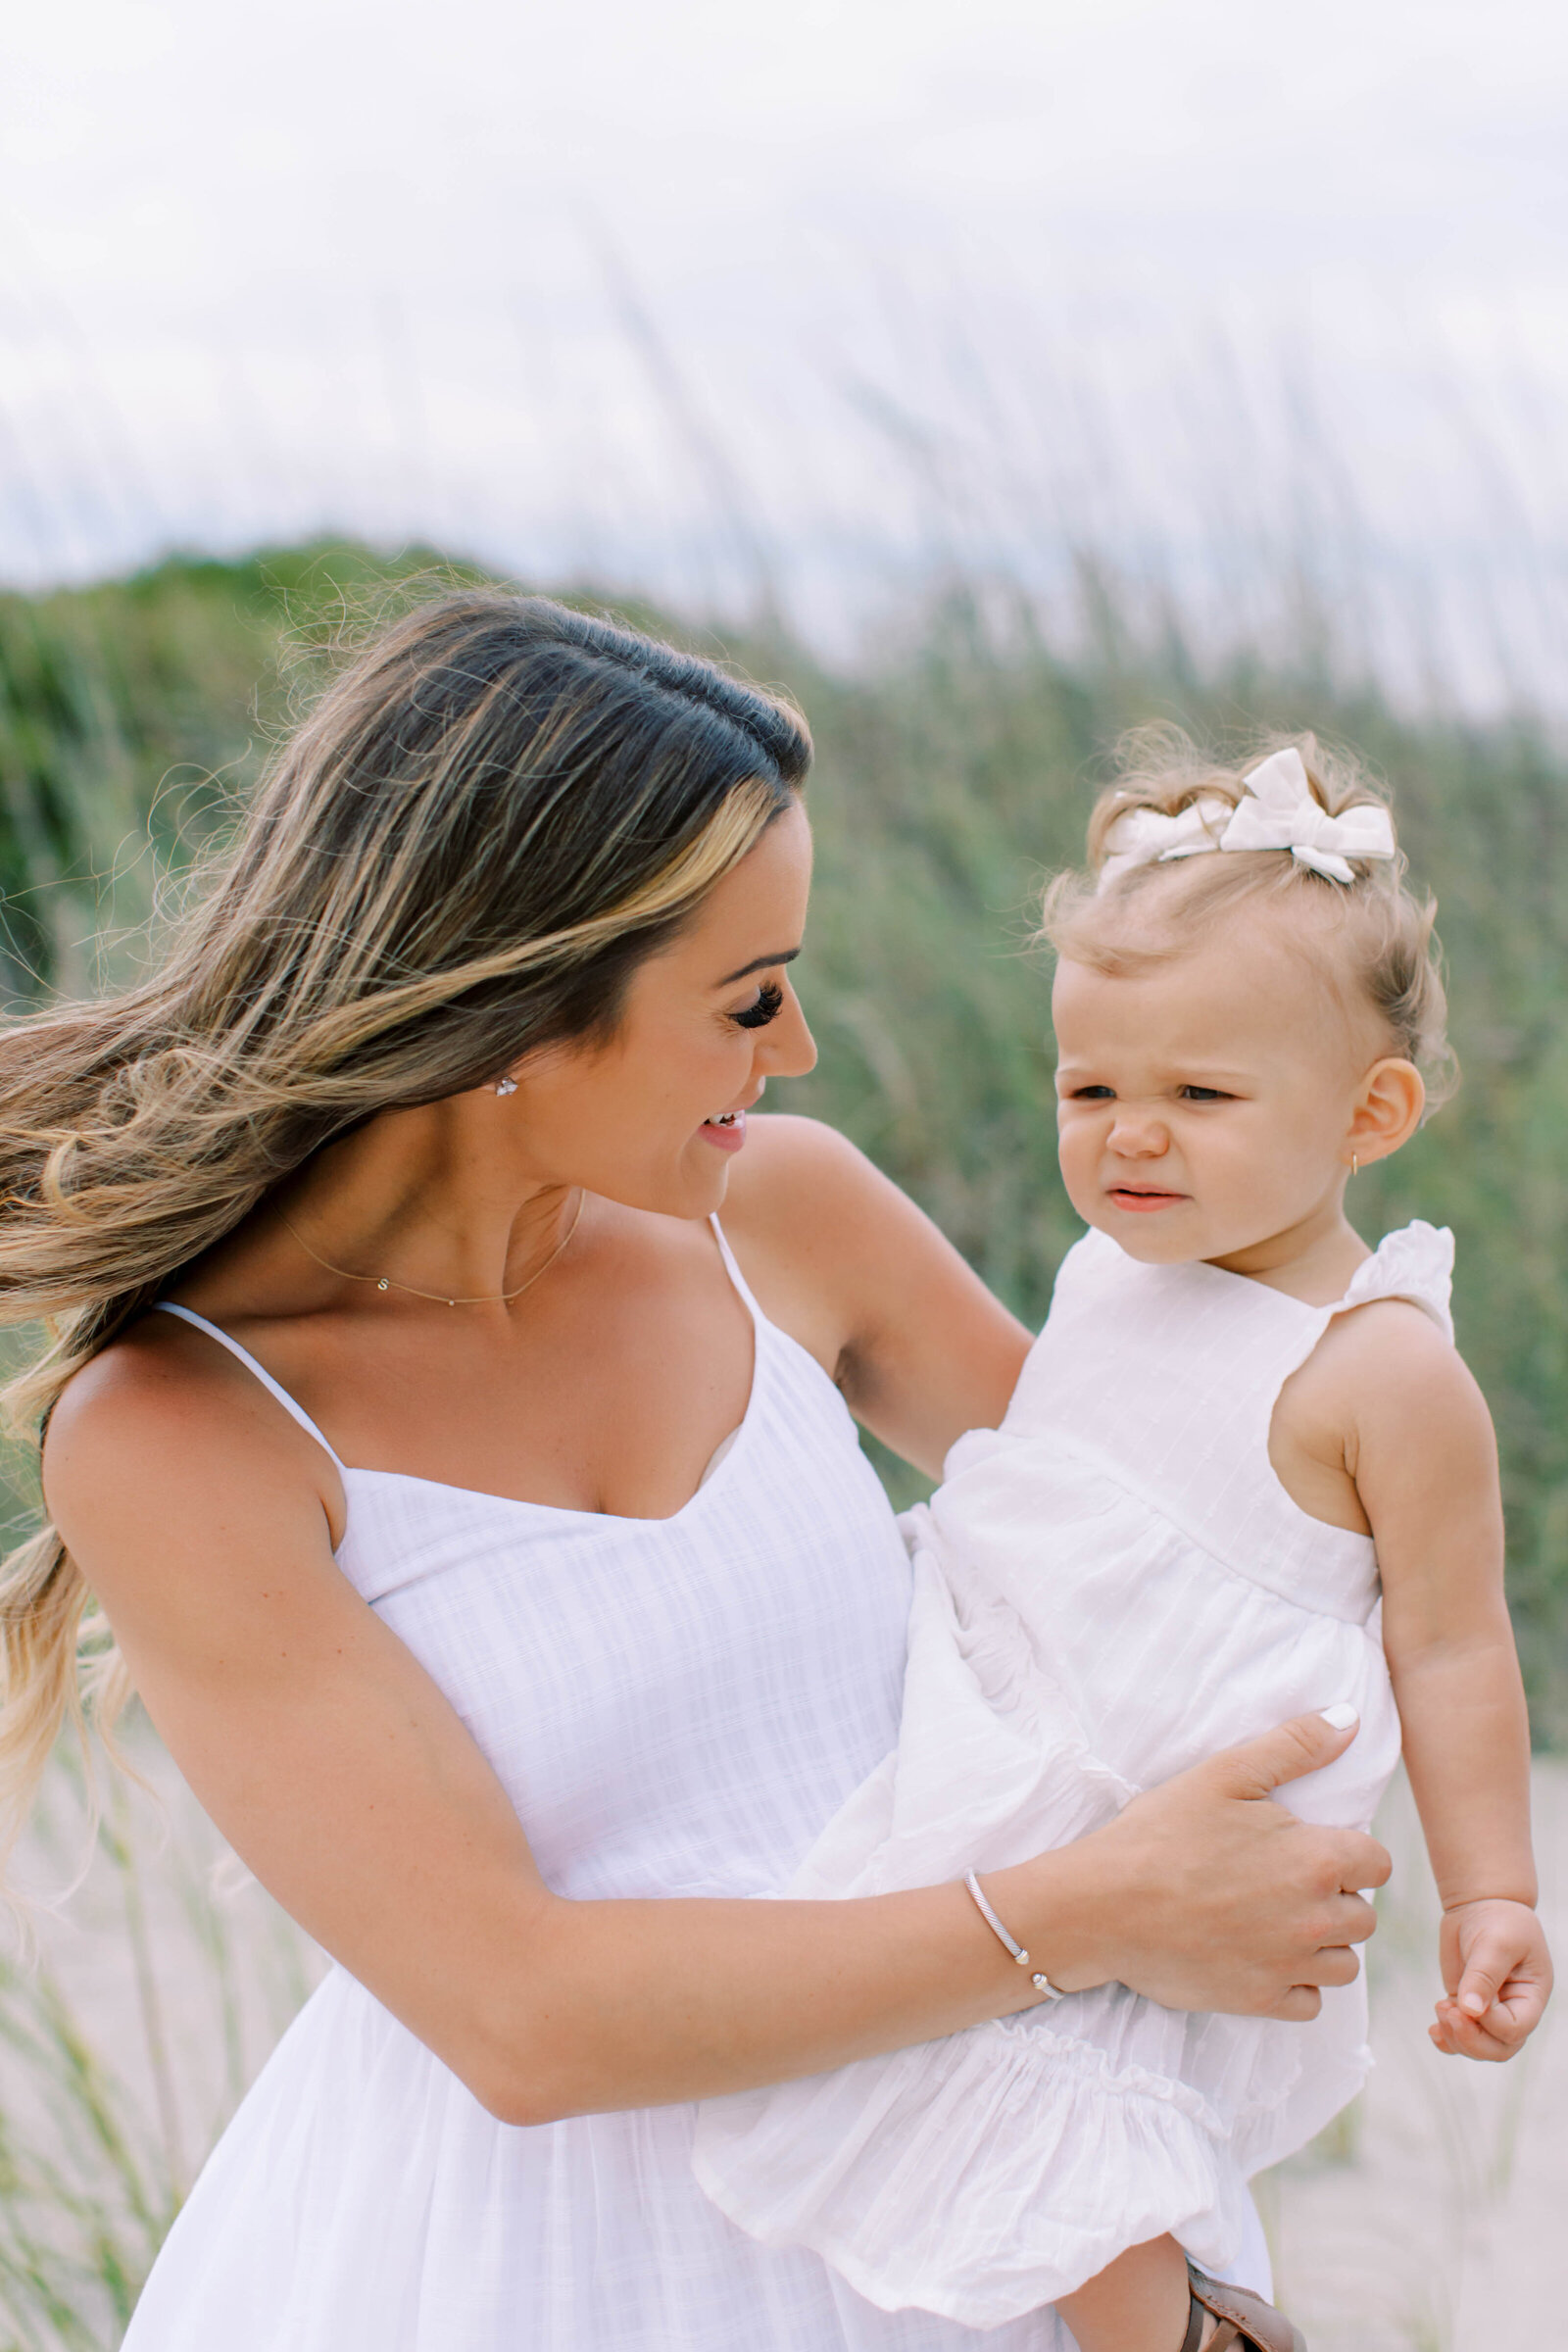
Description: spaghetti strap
153,1302,346,1469
708,1213,765,1328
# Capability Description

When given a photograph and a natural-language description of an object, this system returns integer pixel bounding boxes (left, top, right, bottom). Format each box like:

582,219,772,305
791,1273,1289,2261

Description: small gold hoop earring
1350,1152,1359,1177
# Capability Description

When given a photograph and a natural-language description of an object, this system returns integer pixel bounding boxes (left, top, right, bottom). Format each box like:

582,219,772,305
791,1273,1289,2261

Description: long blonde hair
0,592,809,1871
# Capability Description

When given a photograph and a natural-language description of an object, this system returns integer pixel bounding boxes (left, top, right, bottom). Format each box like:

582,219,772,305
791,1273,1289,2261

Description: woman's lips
700,1108,748,1154
1107,1187,1185,1212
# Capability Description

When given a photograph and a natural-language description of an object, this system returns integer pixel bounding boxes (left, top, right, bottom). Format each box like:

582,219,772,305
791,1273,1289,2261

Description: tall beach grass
0,540,1564,2343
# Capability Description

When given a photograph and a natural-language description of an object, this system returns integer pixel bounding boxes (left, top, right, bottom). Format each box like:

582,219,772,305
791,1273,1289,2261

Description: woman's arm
720,1114,1034,1474
47,1343,1387,2127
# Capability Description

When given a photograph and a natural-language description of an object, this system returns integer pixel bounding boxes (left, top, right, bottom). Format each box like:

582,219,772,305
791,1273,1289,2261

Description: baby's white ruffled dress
694,1220,1454,2330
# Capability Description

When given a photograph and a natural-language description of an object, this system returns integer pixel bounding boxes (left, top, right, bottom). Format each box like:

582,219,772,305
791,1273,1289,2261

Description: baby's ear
1348,1057,1426,1169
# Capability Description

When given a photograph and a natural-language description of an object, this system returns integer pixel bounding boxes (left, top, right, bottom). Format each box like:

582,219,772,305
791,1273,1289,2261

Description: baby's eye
1066,1084,1116,1101
1177,1085,1231,1102
731,980,785,1031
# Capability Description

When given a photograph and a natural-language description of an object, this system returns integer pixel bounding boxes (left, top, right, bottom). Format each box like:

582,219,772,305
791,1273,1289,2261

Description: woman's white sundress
694,1221,1453,2331
127,1219,1103,2352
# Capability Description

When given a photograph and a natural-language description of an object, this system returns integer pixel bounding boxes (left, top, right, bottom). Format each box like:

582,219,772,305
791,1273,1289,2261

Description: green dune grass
0,542,1565,2344
1,542,1565,1739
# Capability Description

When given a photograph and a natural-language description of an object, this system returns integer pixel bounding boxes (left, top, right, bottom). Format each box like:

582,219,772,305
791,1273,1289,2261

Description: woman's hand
992,1708,1391,2020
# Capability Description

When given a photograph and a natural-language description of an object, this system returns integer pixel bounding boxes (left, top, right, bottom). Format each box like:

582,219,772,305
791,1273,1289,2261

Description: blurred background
5,0,1568,705
1,3,1566,2344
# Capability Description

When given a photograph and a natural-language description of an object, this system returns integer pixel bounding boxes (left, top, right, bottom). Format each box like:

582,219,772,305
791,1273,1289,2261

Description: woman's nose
760,981,817,1081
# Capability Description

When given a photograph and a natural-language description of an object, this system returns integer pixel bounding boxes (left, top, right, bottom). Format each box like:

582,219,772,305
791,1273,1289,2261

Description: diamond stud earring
494,1076,517,1098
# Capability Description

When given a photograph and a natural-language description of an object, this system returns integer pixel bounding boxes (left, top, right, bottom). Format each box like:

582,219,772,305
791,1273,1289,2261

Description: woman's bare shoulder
42,1317,342,1564
719,1115,1029,1466
719,1113,935,1281
722,1109,883,1211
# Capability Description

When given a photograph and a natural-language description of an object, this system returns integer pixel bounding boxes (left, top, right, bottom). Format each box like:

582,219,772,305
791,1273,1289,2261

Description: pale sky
3,0,1566,703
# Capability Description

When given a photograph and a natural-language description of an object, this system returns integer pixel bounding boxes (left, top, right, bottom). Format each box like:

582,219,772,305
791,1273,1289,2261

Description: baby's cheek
1055,1132,1097,1209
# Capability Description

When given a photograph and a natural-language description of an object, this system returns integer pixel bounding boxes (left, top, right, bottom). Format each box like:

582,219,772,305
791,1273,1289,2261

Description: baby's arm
1275,1301,1551,2062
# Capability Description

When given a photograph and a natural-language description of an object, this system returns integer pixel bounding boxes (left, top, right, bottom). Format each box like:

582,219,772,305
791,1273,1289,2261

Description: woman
0,597,1384,2349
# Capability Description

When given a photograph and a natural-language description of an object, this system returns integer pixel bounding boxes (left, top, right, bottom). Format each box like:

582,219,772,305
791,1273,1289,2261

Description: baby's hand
1430,1897,1552,2061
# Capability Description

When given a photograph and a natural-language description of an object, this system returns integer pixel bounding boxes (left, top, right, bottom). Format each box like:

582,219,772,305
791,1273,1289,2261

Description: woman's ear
1347,1057,1426,1170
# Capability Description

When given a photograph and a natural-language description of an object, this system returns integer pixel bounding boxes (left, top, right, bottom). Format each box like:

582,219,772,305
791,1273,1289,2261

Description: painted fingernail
1318,1702,1359,1731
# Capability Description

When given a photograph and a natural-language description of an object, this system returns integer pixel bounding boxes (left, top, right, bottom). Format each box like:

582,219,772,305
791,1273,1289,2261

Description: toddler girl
693,736,1552,2352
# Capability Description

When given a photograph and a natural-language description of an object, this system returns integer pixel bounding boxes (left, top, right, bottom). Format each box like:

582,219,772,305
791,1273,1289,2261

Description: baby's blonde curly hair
1041,724,1456,1107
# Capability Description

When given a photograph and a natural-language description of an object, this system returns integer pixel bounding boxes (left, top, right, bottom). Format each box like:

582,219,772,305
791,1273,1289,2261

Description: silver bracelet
963,1870,1060,1997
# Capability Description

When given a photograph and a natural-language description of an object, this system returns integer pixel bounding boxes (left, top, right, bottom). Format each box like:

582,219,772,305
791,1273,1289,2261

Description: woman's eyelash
731,981,785,1031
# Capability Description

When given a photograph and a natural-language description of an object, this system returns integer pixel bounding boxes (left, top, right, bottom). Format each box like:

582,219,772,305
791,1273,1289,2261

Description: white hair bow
1097,748,1396,892
1218,748,1396,883
1098,794,1233,889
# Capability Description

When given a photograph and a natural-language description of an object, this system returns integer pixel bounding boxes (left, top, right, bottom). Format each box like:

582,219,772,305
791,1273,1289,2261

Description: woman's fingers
1058,1714,1396,2016
1252,1917,1365,2014
1191,1706,1364,1803
1193,1713,1392,1899
1326,1832,1394,1898
1300,1929,1365,1987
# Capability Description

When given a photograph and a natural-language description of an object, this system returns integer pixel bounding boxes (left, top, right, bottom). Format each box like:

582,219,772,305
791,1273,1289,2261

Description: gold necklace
282,1191,585,1307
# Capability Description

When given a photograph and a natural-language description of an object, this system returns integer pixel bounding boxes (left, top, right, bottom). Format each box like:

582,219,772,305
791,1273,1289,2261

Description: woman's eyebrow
717,948,801,986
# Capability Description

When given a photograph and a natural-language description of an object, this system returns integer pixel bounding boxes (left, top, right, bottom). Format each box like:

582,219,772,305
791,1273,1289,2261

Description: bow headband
1098,748,1396,892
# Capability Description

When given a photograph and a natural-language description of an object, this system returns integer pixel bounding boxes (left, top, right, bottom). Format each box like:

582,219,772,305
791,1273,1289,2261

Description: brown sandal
1178,2263,1306,2352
